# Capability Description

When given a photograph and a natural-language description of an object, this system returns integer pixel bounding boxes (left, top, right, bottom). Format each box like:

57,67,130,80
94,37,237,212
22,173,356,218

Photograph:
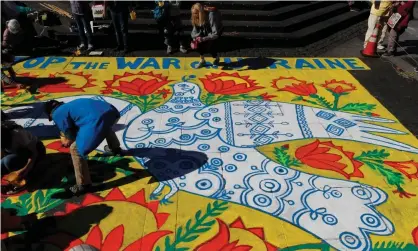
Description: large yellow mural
1,57,418,251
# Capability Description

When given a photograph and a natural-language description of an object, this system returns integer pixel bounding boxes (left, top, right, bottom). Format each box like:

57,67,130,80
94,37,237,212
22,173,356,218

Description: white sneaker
78,44,86,50
179,46,187,54
167,45,173,55
377,45,385,50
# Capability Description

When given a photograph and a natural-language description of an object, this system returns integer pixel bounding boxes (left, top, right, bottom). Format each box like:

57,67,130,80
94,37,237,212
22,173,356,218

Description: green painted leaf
356,149,390,160
206,203,212,213
164,236,171,248
176,226,183,240
195,210,202,221
183,235,199,242
292,96,304,101
155,246,161,251
274,147,290,167
193,227,211,233
185,219,192,231
339,103,376,112
201,219,216,227
175,248,189,251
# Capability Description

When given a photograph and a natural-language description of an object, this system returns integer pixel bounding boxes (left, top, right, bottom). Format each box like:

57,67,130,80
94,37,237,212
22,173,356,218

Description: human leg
1,154,28,176
69,142,91,186
383,28,399,56
110,10,123,48
80,15,94,48
378,19,388,47
74,14,87,47
364,13,378,48
119,10,129,50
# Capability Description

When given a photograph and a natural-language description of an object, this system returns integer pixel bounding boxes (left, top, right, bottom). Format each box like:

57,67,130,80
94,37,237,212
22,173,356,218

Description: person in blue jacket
44,98,122,195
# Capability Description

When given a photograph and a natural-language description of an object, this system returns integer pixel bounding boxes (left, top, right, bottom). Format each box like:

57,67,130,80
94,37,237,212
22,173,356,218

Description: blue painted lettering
324,59,347,69
313,59,326,69
40,57,66,69
162,58,180,69
23,57,44,69
140,58,160,69
70,62,86,69
343,59,365,70
295,59,316,69
116,57,144,69
99,62,110,69
85,62,99,69
269,59,291,69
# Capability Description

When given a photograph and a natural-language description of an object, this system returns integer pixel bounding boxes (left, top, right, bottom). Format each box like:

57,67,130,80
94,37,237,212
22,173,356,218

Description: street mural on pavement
2,57,418,251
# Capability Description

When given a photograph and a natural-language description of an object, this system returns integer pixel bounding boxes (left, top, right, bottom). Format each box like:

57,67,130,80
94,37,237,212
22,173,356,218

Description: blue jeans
1,141,46,176
1,154,28,175
74,14,93,46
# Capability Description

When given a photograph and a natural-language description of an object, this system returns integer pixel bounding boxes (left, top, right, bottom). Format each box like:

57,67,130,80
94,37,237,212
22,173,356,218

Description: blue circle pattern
339,232,362,249
274,166,289,175
195,179,213,190
322,214,338,226
351,186,372,200
209,108,219,112
225,164,237,172
142,119,153,125
330,190,342,198
259,179,281,193
198,144,210,151
201,129,211,135
218,146,230,153
175,105,183,109
233,153,247,161
180,134,191,140
136,143,146,148
213,117,221,122
168,117,180,123
202,112,211,118
155,138,166,144
211,158,223,166
361,214,381,228
253,194,272,207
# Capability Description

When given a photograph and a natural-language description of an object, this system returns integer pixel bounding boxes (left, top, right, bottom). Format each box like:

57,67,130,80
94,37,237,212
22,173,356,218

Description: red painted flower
39,72,96,93
295,140,364,179
156,88,172,99
412,226,418,246
101,88,113,95
271,77,317,96
195,217,277,251
46,140,70,153
321,79,356,94
104,72,171,96
259,93,277,101
200,72,263,95
384,160,418,180
44,225,171,251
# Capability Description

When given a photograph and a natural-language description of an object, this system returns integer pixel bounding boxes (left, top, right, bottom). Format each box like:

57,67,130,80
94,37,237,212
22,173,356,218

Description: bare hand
60,136,74,147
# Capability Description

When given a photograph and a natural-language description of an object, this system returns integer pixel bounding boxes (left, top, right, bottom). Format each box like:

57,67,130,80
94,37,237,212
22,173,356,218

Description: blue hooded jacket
52,98,120,157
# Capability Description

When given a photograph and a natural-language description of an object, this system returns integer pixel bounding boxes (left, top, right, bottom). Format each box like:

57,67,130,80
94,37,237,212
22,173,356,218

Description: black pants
74,14,93,45
110,10,129,47
197,38,219,58
157,16,184,47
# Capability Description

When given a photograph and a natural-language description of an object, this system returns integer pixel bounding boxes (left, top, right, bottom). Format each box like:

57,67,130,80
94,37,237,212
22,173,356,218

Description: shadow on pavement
2,204,113,250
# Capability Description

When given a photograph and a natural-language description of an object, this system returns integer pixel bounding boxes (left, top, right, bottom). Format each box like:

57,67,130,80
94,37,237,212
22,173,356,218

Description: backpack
153,1,169,22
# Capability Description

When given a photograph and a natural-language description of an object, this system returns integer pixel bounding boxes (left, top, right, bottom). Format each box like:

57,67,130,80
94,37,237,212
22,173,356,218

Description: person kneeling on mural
44,99,123,196
190,3,223,68
1,121,46,194
1,50,25,91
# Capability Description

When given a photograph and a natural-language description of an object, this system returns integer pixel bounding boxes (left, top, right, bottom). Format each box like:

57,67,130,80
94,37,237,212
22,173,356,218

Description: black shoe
381,52,394,57
104,145,124,156
68,184,92,196
414,67,418,73
123,46,129,54
113,45,123,51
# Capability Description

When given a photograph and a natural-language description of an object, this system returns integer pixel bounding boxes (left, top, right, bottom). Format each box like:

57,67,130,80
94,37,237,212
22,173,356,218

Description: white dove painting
2,57,418,251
